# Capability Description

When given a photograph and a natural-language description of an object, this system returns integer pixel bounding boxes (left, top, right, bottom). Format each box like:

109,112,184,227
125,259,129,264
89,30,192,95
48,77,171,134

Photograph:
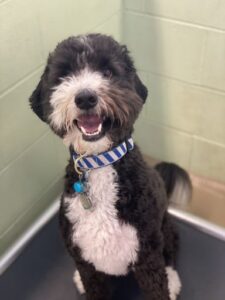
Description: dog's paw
166,267,182,300
73,270,86,294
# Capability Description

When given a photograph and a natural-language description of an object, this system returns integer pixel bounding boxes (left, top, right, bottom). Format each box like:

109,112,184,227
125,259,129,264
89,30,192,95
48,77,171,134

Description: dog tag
79,193,92,210
73,181,85,193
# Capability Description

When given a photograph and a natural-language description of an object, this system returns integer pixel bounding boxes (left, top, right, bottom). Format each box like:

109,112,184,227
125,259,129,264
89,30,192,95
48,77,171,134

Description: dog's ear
29,57,51,122
134,74,148,102
29,76,46,121
120,45,148,102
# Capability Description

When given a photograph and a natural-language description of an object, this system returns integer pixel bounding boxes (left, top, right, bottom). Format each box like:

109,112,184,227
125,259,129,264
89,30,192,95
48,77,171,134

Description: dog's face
30,34,148,154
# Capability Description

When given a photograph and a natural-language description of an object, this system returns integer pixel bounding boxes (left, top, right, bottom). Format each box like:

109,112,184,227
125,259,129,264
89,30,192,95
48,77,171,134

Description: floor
0,215,225,300
145,156,225,227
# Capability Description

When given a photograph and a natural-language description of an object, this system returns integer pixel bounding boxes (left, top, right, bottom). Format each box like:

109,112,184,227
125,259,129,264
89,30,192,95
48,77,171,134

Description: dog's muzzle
75,89,98,110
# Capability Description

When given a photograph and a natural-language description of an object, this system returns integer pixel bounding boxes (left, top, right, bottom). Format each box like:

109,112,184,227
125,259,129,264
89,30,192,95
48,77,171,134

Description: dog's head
30,34,148,154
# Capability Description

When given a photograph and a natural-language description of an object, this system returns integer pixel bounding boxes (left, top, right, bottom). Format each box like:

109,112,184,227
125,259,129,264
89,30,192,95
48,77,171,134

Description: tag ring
74,154,85,175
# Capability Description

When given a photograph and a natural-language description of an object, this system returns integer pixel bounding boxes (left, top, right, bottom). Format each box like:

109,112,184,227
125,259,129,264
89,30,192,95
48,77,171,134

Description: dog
29,34,192,300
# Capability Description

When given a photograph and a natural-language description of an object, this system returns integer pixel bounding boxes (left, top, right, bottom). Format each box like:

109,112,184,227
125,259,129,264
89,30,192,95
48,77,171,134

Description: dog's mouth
75,114,106,141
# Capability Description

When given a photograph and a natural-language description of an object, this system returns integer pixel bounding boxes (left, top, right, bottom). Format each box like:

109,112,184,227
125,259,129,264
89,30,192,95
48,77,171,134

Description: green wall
1,0,224,257
123,0,225,183
0,0,122,256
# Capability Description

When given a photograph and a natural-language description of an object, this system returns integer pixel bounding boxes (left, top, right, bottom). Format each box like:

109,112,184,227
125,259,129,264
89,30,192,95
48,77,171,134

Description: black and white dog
29,34,191,300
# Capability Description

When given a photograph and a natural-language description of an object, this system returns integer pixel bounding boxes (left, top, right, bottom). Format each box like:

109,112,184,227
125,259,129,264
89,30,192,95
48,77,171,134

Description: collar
73,137,134,171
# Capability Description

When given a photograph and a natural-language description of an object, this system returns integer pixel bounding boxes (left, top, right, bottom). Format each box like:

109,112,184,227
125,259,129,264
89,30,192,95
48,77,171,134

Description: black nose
75,90,98,110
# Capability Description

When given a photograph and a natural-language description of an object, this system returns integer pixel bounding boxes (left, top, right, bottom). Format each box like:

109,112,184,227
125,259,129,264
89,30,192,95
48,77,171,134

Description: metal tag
79,193,92,210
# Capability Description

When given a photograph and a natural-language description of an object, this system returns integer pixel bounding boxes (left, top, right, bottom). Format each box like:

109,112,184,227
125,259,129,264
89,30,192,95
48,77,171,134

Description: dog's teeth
98,123,102,132
80,123,102,136
80,126,87,135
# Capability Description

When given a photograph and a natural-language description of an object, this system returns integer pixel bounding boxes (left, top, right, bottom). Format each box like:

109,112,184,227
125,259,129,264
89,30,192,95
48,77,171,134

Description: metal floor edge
0,215,225,300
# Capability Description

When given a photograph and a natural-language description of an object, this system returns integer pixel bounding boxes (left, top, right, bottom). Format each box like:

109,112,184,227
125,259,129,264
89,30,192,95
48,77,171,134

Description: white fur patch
65,166,139,276
63,126,112,155
169,178,192,207
166,267,182,300
73,270,85,294
49,68,108,132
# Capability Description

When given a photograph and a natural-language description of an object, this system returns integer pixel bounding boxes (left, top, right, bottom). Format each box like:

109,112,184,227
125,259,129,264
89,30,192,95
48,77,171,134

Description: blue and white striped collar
73,137,134,171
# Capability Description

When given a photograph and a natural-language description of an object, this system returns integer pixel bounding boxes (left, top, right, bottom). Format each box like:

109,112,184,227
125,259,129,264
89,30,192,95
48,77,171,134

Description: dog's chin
74,114,111,142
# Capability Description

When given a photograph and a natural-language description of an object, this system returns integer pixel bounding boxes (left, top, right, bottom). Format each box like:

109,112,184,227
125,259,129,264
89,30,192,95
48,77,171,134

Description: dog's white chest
65,166,139,276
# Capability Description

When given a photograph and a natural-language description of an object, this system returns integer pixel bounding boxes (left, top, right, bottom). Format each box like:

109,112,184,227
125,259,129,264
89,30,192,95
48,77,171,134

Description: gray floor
0,215,225,300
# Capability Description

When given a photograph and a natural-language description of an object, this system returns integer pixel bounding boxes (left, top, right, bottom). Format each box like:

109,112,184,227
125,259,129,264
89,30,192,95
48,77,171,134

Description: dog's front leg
134,249,170,300
75,260,113,300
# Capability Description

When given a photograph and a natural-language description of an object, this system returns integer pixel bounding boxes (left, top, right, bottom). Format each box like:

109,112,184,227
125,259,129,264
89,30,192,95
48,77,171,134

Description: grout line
0,0,11,7
199,30,209,87
0,126,49,173
0,198,60,275
191,135,225,148
188,136,194,173
0,130,50,176
0,64,44,99
138,117,225,149
89,9,122,32
0,9,122,100
121,10,126,42
125,10,225,33
121,0,125,11
140,70,225,96
124,1,145,13
190,173,225,194
139,118,194,137
0,173,63,239
144,115,193,136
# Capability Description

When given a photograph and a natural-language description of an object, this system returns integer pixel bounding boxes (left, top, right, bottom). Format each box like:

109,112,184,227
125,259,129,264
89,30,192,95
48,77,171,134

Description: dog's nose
75,90,98,110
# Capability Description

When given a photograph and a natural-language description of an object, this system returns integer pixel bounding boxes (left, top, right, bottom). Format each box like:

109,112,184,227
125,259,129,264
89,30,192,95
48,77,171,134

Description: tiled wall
1,0,224,257
123,0,225,183
0,0,122,255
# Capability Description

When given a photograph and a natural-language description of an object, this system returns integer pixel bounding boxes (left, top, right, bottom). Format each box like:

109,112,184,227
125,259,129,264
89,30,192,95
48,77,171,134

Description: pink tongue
77,115,102,133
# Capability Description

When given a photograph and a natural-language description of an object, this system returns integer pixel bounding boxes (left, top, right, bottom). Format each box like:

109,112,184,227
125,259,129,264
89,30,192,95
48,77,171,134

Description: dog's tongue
77,114,102,133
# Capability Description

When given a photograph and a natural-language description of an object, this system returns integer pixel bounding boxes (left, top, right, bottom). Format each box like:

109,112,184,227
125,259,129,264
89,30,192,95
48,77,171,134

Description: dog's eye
103,69,112,78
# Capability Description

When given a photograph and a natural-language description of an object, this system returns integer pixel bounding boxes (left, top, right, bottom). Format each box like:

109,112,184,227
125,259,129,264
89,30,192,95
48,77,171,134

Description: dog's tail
155,162,192,207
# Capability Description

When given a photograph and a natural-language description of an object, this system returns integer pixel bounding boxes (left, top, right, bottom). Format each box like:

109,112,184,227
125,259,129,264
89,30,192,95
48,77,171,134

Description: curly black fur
58,145,180,300
29,34,190,300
